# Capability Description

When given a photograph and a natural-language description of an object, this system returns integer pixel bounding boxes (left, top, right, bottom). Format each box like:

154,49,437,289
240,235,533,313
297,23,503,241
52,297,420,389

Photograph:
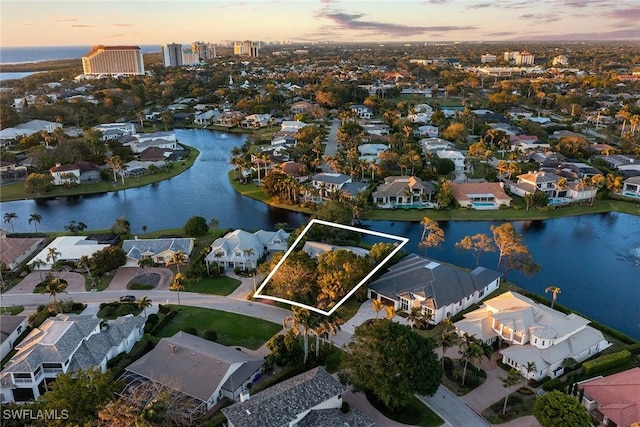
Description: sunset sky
2,0,640,47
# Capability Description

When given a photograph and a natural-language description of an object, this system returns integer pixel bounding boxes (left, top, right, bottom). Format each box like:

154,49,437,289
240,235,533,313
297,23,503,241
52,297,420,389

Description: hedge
582,350,631,376
542,377,564,392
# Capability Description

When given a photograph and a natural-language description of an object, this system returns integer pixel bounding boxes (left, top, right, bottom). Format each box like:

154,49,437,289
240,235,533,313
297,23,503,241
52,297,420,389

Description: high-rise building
515,51,535,65
82,45,145,76
191,41,216,61
233,40,259,57
162,43,202,67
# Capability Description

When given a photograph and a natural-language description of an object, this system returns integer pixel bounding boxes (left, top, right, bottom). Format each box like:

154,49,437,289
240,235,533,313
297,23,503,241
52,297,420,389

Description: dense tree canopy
339,319,442,409
183,215,208,237
534,391,591,427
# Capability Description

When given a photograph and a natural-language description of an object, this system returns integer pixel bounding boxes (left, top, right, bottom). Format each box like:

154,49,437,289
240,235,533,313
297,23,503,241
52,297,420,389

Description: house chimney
240,387,250,402
168,343,176,354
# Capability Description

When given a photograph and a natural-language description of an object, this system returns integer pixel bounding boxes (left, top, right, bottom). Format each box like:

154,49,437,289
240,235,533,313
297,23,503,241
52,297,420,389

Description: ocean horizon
0,45,161,65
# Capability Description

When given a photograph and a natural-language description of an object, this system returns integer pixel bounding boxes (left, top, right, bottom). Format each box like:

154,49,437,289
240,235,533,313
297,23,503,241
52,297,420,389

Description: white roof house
29,236,111,270
121,238,195,266
301,241,370,259
454,291,611,381
205,229,289,270
436,150,466,172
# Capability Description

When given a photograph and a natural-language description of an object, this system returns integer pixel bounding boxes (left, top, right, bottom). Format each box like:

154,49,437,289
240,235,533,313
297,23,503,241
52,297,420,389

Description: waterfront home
204,229,289,271
277,161,308,182
121,332,265,418
579,367,640,427
0,236,45,271
213,111,245,127
622,176,640,199
0,314,145,403
129,131,179,154
301,241,370,259
222,367,374,427
241,113,271,129
279,120,308,133
0,315,28,360
510,171,562,198
49,161,100,185
367,254,501,325
93,122,136,141
454,291,611,381
121,237,195,266
450,182,512,209
193,109,219,126
30,236,111,270
372,176,435,208
306,173,352,202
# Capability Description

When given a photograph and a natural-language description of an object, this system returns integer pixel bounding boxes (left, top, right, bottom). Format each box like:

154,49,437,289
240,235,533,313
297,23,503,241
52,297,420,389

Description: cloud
317,10,476,37
112,23,133,27
71,24,95,28
21,22,45,27
523,28,640,40
425,0,450,4
105,32,138,38
485,31,513,37
53,18,79,22
518,13,562,23
602,7,640,21
468,3,493,9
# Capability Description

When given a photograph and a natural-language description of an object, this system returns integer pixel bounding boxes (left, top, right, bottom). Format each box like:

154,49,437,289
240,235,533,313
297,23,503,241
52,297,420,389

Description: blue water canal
2,129,639,339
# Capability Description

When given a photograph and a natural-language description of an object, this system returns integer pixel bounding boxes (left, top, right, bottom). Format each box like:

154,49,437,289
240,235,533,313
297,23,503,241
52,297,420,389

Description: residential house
508,135,550,152
30,236,111,270
222,367,374,427
307,173,352,202
417,125,440,138
241,114,272,129
450,182,512,209
277,161,308,182
454,291,611,381
420,137,453,152
528,151,564,168
93,123,136,141
121,238,195,266
436,150,467,173
49,161,100,185
593,154,637,171
204,229,289,271
622,176,640,199
0,314,145,402
579,367,640,427
0,161,28,184
0,316,28,360
361,123,390,137
0,236,45,271
301,241,370,259
193,109,219,126
358,143,388,163
122,332,265,418
290,101,314,115
372,176,435,208
558,162,603,179
368,254,502,325
279,120,308,134
510,171,562,198
129,131,179,154
14,120,63,135
350,104,373,119
213,111,245,127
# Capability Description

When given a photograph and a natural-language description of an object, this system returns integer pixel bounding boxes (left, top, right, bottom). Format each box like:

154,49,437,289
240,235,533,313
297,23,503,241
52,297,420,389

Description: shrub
517,387,534,395
158,304,171,314
626,342,640,355
443,357,454,373
147,313,159,326
203,330,217,342
582,350,631,376
542,378,563,392
341,401,350,414
183,327,197,336
465,372,480,387
101,306,116,318
183,216,208,237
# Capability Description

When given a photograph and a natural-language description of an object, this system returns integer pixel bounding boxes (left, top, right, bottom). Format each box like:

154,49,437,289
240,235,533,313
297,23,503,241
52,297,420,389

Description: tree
371,298,384,319
28,213,42,233
524,361,537,387
76,255,96,289
545,286,562,309
208,217,219,233
458,333,489,385
534,390,590,427
111,215,131,235
339,319,442,409
419,217,445,255
138,256,154,276
106,155,124,184
183,215,208,237
435,178,453,209
64,220,87,235
455,233,496,266
91,246,126,276
491,223,539,280
37,366,121,427
500,368,522,415
137,296,152,316
3,212,18,233
259,251,317,304
45,247,62,273
606,173,623,198
283,306,312,366
42,274,67,312
25,172,54,194
170,272,186,305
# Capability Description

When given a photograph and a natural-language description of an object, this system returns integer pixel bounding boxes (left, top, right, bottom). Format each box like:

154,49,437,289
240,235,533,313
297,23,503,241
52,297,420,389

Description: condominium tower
233,40,259,57
162,43,208,67
82,45,145,76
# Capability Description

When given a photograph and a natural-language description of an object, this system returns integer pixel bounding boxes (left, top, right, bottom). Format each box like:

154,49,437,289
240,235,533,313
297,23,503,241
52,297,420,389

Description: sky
1,0,640,47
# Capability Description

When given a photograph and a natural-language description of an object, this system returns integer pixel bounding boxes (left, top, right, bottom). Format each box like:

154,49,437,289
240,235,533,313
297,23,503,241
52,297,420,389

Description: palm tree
283,307,311,365
459,334,483,386
440,328,457,371
137,296,152,316
28,213,42,233
408,306,423,328
371,298,384,319
384,305,397,320
168,251,187,274
3,212,18,233
170,272,186,306
106,155,124,184
213,251,224,274
46,247,62,275
43,274,67,313
555,177,568,198
30,258,47,282
501,368,522,415
208,217,219,233
76,255,96,289
545,286,561,309
243,248,255,270
524,361,537,387
138,257,154,276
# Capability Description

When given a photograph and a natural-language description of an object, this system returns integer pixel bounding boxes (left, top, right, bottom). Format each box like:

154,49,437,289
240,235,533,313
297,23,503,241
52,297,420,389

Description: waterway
1,129,639,339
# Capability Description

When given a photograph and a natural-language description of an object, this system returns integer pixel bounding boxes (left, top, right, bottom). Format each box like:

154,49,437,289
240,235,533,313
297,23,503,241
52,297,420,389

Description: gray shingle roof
368,254,501,308
222,367,346,427
298,408,375,427
122,238,194,261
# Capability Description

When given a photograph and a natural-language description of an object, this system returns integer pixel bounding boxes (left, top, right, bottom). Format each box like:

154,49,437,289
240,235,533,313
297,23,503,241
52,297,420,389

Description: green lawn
184,276,241,295
365,392,443,427
153,305,281,350
1,305,24,315
482,394,536,424
1,146,199,202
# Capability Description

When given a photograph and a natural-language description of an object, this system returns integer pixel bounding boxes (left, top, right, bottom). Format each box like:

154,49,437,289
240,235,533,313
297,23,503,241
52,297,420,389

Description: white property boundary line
253,219,409,316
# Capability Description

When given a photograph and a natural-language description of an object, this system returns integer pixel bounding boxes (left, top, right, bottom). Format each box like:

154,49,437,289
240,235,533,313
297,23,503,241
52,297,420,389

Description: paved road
418,386,492,427
322,118,340,172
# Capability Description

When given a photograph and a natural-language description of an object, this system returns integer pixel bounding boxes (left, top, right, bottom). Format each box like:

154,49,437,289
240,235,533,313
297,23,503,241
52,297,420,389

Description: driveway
7,271,86,294
322,118,340,172
418,386,491,427
106,267,174,291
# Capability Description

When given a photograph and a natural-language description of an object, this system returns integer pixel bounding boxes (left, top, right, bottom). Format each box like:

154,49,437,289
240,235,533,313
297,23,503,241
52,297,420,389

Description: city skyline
1,0,640,47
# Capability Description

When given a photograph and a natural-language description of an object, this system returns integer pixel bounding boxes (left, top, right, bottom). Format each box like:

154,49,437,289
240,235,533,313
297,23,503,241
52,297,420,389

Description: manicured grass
482,394,536,424
154,305,281,350
1,305,24,315
184,276,241,295
324,348,343,374
365,392,443,427
97,302,142,319
0,146,199,202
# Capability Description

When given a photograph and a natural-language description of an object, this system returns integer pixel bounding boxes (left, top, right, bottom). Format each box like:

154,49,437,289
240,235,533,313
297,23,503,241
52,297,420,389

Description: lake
1,128,639,339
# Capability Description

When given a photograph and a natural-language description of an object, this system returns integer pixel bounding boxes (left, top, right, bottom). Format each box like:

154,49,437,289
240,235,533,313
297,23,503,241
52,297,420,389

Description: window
401,299,409,311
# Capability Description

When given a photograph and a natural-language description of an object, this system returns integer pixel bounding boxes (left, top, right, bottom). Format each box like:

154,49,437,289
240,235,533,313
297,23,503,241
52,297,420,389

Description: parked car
119,295,136,302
